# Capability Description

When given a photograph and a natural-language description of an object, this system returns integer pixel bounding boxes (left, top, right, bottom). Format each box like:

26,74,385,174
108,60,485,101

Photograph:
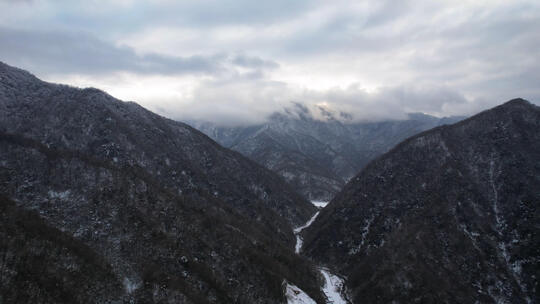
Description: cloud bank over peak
159,80,479,127
1,0,538,126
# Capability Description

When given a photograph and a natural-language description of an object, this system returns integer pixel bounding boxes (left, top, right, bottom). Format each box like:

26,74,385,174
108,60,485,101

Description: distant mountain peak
498,97,535,110
505,97,529,104
192,108,465,201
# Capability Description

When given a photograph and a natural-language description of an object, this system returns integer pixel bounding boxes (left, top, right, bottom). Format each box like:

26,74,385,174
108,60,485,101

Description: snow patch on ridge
311,200,329,208
48,190,71,200
285,281,317,304
349,213,374,255
123,277,140,294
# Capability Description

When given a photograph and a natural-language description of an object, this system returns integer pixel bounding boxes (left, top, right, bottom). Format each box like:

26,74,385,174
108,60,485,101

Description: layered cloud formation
1,0,539,125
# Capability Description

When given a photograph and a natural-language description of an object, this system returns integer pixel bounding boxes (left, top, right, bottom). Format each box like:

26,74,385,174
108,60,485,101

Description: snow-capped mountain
303,98,540,303
191,104,464,201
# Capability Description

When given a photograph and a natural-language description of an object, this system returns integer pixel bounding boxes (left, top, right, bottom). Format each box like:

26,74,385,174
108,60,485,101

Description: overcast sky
1,0,539,125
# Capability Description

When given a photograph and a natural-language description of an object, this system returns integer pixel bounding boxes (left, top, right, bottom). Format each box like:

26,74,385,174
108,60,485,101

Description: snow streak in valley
294,211,320,254
289,202,348,304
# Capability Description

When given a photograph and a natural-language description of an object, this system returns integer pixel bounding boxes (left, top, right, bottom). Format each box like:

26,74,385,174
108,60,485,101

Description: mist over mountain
303,99,540,303
191,103,464,201
0,62,326,303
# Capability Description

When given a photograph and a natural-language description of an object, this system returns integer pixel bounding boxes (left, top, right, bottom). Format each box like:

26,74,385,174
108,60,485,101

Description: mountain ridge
0,61,326,303
191,108,465,200
303,98,540,303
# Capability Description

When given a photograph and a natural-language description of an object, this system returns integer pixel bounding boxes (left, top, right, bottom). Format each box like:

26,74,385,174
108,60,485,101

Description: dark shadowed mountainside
0,62,325,303
303,98,540,303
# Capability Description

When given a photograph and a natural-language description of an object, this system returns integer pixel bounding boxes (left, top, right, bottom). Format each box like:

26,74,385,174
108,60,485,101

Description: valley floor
286,201,348,304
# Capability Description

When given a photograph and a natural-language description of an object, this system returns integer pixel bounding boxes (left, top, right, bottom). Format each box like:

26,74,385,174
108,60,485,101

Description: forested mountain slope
0,62,324,303
303,98,540,303
193,107,463,201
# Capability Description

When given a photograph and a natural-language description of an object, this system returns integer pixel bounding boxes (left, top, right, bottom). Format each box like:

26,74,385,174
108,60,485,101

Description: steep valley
1,61,538,304
192,108,463,201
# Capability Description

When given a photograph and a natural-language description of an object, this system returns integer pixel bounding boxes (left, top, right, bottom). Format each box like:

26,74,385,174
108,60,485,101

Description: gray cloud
232,54,279,69
157,76,480,127
0,27,278,77
0,0,320,35
1,0,539,126
144,0,319,27
0,27,220,75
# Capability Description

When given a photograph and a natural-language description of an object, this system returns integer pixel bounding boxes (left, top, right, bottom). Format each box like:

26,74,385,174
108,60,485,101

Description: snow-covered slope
286,282,317,304
320,269,347,304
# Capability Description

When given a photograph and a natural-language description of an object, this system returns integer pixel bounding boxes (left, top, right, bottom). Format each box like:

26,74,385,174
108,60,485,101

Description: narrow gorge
287,201,349,304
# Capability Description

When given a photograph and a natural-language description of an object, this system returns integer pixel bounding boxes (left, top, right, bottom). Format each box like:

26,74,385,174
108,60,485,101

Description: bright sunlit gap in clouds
1,0,539,125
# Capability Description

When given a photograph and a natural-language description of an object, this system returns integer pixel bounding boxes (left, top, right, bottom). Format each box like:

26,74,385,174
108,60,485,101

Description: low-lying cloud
156,78,482,127
1,0,539,126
